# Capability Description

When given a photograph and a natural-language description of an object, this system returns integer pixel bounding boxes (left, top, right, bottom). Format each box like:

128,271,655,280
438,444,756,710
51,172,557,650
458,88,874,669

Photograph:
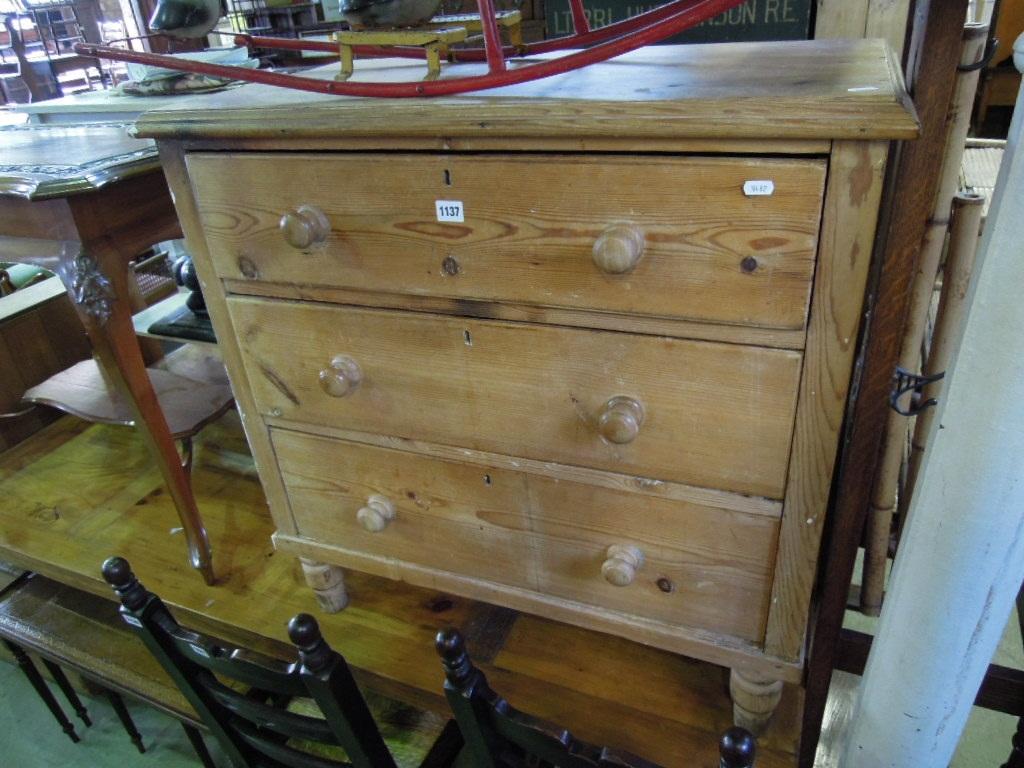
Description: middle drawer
230,297,802,498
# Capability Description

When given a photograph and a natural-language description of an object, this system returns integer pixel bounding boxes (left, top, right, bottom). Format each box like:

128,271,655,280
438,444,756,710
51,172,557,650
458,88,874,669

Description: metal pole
840,35,1024,767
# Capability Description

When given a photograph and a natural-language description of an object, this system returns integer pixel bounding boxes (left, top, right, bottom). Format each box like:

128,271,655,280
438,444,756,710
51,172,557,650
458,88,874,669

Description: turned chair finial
719,726,757,768
435,628,474,688
287,613,334,674
101,556,149,612
101,556,133,588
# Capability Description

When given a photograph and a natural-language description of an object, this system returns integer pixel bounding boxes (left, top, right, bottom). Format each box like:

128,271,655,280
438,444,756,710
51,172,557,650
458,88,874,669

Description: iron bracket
890,366,945,417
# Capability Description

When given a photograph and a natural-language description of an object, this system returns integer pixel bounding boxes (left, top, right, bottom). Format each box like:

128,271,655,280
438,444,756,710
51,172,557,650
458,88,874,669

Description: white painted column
840,34,1024,768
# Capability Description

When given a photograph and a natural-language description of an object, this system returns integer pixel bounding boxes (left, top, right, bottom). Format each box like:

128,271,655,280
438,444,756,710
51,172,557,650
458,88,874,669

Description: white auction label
435,200,465,222
743,180,775,197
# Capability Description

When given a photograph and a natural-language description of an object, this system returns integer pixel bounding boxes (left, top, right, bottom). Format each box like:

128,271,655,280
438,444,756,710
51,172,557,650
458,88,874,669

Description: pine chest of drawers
140,39,917,732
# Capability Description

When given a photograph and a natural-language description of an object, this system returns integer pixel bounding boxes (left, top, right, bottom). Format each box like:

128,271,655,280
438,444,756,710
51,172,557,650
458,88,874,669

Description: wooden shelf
21,346,232,439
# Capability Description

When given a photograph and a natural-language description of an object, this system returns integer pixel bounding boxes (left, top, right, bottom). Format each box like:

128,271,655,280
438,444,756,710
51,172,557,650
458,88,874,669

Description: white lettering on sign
435,200,465,222
743,180,775,197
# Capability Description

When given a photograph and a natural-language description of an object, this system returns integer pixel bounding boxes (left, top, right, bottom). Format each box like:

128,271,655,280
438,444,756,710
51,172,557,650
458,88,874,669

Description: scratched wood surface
228,296,803,499
798,2,972,763
764,140,890,663
132,40,917,146
271,427,779,642
0,413,802,767
189,153,827,333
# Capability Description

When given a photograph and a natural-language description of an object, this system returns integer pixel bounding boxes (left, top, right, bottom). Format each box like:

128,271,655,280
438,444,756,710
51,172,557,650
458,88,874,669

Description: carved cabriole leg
729,669,783,736
60,171,217,587
60,247,215,585
300,558,349,612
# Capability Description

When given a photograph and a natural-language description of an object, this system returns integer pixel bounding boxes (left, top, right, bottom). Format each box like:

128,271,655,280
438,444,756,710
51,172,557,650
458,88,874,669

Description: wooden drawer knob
602,545,644,587
592,224,645,274
280,204,330,250
597,396,645,444
357,495,396,533
318,355,362,398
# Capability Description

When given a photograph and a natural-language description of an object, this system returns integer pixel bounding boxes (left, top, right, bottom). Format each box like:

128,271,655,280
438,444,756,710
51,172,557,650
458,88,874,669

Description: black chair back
435,628,756,768
102,556,399,768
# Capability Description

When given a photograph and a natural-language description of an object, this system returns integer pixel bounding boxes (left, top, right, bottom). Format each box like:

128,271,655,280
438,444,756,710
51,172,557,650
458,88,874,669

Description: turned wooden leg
729,669,783,736
300,558,349,612
41,659,91,727
101,687,146,754
4,640,79,743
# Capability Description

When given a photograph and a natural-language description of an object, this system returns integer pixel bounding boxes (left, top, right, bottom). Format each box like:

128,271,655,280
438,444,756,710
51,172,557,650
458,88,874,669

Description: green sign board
545,0,811,43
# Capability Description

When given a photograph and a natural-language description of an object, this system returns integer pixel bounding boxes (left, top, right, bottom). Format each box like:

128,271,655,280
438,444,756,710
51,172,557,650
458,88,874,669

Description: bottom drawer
271,427,779,642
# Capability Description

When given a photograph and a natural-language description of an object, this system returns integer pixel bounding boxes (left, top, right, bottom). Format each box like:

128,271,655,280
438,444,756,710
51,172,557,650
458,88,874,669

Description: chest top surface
133,39,917,145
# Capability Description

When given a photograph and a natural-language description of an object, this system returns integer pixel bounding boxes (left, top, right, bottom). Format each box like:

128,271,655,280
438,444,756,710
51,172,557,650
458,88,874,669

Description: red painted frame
74,0,745,97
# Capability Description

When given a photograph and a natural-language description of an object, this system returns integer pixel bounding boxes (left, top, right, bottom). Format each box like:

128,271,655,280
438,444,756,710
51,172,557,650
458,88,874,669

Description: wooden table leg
59,244,215,585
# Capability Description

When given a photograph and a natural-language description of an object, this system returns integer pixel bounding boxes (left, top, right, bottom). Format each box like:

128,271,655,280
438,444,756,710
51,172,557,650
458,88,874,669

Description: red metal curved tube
476,0,506,72
567,0,591,34
75,0,745,98
242,0,738,61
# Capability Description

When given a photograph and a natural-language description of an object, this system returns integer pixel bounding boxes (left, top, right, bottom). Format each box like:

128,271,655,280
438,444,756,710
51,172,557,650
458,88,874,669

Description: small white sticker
435,200,465,222
743,180,775,197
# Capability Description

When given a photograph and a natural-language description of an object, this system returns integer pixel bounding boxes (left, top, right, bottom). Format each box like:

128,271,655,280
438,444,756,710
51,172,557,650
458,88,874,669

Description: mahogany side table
0,122,232,584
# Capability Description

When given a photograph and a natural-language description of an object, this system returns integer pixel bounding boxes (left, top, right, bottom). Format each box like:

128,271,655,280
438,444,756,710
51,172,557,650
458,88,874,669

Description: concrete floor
0,658,222,767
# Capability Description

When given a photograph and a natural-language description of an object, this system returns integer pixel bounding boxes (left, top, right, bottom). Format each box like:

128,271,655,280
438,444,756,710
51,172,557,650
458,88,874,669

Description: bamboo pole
859,22,989,616
897,193,985,524
839,51,1024,761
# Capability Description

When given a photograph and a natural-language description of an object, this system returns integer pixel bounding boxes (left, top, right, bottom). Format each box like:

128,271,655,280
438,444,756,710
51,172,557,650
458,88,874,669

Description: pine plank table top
0,413,802,767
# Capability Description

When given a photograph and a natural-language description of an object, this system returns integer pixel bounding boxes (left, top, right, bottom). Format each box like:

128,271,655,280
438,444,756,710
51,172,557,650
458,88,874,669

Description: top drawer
189,153,826,331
